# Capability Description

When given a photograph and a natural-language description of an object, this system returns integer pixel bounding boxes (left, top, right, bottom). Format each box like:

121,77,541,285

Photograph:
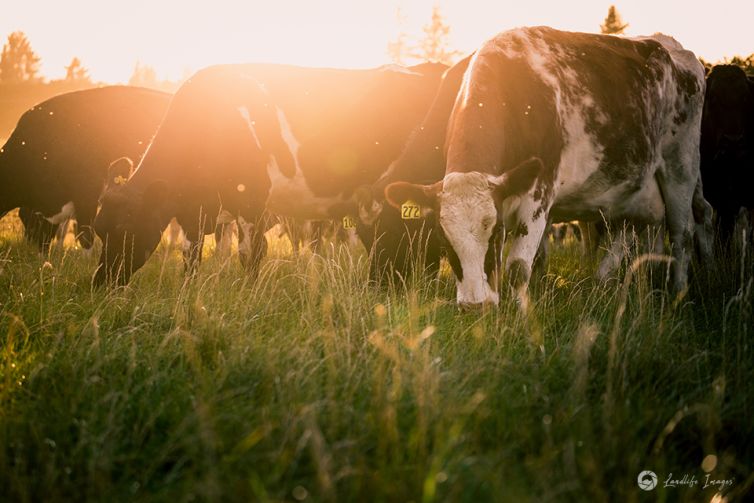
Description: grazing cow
384,27,711,308
700,65,754,244
94,63,447,285
0,87,171,251
355,55,474,281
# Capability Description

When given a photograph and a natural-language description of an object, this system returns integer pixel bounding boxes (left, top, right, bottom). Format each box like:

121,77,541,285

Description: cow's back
0,86,170,215
449,27,703,221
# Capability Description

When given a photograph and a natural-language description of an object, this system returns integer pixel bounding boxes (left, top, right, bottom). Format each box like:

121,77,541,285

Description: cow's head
385,158,542,307
704,65,753,155
93,177,168,286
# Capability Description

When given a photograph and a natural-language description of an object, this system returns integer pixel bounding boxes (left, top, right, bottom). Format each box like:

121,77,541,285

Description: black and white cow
93,62,447,285
385,27,712,308
0,86,171,251
700,64,754,244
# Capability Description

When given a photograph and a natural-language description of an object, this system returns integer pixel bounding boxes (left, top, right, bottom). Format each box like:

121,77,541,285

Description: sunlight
1,0,751,83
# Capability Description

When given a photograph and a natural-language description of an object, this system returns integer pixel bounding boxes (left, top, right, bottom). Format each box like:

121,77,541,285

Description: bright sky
1,0,751,83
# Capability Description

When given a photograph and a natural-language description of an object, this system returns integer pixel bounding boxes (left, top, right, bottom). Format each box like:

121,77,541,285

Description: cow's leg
596,225,627,281
530,225,550,286
18,207,56,253
237,215,268,280
505,196,551,310
692,176,714,263
73,202,97,251
598,222,667,280
180,219,206,277
52,219,69,250
52,219,71,252
214,221,235,258
280,217,299,255
183,234,205,276
214,210,236,258
308,221,325,254
646,223,666,255
579,221,604,262
656,171,695,295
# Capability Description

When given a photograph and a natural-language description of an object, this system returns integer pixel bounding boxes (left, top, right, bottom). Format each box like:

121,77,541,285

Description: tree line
0,32,179,140
387,4,753,74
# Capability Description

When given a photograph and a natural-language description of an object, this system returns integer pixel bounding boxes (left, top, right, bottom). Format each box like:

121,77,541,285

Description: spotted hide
0,87,170,252
94,63,446,285
386,27,711,308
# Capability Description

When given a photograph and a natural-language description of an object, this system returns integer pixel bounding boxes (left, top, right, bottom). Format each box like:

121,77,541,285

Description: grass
0,211,752,502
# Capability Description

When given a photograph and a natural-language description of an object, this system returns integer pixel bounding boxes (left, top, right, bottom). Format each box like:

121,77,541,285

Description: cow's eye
482,217,494,230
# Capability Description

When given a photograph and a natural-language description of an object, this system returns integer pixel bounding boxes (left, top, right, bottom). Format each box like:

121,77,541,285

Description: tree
699,54,754,76
410,5,462,65
726,54,754,75
0,31,42,83
600,5,629,35
64,57,90,83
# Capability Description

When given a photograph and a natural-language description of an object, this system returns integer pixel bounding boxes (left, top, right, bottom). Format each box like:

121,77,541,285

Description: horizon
1,0,752,83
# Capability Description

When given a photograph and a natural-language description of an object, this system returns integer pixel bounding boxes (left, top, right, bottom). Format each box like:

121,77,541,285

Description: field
0,212,752,502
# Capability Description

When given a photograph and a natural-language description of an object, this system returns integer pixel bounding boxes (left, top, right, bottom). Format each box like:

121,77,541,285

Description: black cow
700,64,754,244
355,55,473,282
94,63,447,285
0,86,171,251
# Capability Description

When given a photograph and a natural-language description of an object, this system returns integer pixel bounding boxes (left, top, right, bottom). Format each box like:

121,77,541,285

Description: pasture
1,211,752,502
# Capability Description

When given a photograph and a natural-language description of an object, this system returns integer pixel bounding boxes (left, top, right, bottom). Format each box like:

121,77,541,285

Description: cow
355,55,474,282
383,27,712,308
93,62,447,285
700,64,754,245
0,86,171,252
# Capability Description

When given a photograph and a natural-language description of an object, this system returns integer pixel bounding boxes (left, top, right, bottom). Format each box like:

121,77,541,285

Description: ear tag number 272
401,200,422,220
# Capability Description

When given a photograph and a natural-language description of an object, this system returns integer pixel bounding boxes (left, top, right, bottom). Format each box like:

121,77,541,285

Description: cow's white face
384,157,542,308
439,172,500,306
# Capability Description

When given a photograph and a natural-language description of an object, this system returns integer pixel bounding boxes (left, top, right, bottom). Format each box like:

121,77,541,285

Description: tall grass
0,214,752,502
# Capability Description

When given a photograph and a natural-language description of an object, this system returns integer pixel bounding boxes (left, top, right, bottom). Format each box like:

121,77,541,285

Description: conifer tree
411,5,462,65
0,31,42,83
64,57,90,83
601,5,629,35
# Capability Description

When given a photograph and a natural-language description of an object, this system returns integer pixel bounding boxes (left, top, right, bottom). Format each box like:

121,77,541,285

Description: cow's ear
143,179,168,207
384,180,442,209
107,157,134,187
489,157,542,203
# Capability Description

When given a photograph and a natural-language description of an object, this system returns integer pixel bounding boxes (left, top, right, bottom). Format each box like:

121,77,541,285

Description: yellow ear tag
342,215,356,229
401,199,422,220
113,175,127,186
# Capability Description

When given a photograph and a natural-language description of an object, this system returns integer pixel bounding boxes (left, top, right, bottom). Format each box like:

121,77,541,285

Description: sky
1,0,752,83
